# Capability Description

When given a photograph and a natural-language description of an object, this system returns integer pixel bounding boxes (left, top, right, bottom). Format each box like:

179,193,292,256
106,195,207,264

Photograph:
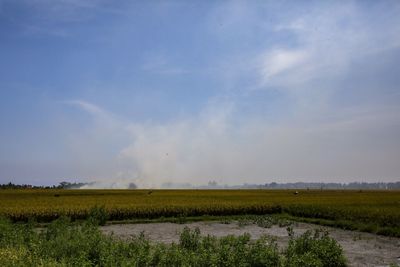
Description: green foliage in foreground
0,217,346,267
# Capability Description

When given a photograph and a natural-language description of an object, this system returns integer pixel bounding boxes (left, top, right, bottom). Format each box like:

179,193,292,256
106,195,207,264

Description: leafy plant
285,229,346,267
87,205,108,226
0,216,348,266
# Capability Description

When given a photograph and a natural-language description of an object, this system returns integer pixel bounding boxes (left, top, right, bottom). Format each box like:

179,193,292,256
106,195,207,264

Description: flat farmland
0,189,399,236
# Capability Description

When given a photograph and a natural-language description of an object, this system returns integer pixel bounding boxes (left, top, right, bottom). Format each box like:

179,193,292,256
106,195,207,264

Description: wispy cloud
2,0,126,38
65,99,106,117
260,49,308,83
21,0,112,21
257,2,400,90
141,54,188,75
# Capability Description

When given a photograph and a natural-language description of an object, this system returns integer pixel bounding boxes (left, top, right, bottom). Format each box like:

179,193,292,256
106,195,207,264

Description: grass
0,189,399,236
0,216,347,267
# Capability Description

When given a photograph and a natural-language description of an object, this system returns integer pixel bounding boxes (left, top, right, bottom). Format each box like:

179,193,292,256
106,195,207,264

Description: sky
0,0,400,187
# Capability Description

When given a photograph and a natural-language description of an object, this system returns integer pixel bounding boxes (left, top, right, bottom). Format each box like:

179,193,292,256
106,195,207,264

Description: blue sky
1,0,400,187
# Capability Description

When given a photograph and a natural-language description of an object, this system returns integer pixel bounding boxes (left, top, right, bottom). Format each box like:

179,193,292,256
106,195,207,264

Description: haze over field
0,1,400,188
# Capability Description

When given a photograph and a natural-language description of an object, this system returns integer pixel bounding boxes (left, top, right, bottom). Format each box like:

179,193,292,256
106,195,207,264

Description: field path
101,221,400,267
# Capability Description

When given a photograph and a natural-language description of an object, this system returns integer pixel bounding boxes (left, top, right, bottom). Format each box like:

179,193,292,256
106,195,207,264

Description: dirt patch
101,221,400,267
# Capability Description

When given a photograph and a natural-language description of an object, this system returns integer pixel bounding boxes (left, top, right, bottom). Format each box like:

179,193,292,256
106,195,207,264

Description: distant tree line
0,181,87,189
168,181,400,190
0,181,138,189
258,181,400,189
1,180,399,190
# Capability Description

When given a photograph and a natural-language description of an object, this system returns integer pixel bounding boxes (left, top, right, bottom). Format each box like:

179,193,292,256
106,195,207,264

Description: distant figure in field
294,191,299,195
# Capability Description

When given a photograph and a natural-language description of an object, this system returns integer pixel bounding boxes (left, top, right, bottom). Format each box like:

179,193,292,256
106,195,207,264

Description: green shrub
285,229,346,267
87,205,108,226
179,226,201,250
0,216,347,266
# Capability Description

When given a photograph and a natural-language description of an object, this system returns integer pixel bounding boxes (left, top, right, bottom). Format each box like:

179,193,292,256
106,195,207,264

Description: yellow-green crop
0,189,399,236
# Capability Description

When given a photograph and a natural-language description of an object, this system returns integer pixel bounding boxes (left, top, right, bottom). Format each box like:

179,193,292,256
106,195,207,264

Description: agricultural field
0,189,399,237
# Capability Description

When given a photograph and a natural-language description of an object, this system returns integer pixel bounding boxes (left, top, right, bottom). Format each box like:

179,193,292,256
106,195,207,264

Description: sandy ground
101,221,400,267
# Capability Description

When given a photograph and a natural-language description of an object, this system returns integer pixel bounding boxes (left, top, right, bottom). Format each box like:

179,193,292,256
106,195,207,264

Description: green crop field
0,189,399,236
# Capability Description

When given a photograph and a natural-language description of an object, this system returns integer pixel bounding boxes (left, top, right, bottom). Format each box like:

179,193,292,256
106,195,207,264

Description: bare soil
101,221,400,267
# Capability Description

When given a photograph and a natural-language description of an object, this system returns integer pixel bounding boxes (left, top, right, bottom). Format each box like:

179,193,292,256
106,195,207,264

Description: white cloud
65,99,105,116
257,2,400,90
260,49,308,83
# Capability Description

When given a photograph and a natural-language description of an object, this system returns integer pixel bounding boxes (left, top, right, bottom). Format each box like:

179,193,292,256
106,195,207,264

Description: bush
285,228,346,267
87,205,108,226
179,226,201,250
0,216,347,266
